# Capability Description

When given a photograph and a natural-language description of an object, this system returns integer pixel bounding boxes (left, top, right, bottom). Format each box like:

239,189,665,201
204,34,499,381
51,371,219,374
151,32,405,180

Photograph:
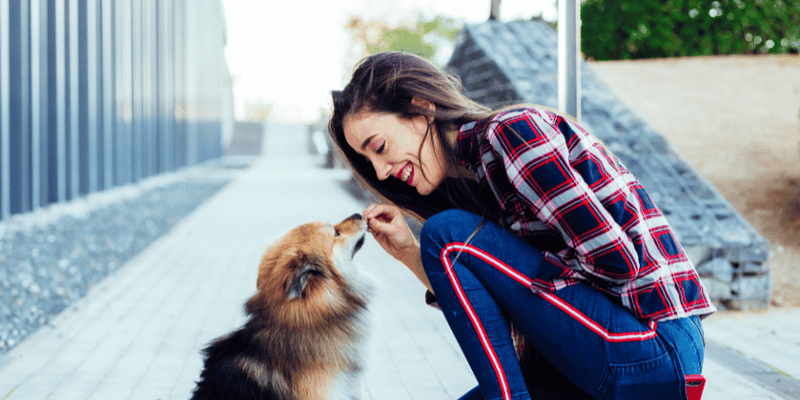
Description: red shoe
685,375,706,400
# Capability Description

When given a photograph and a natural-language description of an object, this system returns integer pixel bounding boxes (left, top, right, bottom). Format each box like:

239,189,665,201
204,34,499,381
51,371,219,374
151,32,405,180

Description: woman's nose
374,160,393,180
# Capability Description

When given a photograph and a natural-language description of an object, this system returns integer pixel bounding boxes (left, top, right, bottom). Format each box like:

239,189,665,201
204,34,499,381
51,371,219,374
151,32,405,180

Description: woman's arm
487,108,641,284
363,203,434,293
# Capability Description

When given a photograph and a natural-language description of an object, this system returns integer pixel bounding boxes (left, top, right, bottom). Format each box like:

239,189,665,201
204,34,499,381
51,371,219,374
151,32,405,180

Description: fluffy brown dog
191,214,373,400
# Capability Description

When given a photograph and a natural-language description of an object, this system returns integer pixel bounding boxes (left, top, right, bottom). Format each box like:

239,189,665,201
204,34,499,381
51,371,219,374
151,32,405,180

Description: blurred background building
0,0,234,220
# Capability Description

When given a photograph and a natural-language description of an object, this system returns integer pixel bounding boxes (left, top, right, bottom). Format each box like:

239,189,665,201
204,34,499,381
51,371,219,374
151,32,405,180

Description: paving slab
703,308,800,399
703,359,786,400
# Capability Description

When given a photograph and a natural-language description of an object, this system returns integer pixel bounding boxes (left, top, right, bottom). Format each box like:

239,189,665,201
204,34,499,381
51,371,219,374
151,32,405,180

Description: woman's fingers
364,203,397,221
364,204,402,230
362,203,418,261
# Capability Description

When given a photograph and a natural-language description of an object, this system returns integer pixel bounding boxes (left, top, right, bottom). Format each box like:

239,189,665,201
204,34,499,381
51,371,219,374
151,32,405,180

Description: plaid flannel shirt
456,107,716,322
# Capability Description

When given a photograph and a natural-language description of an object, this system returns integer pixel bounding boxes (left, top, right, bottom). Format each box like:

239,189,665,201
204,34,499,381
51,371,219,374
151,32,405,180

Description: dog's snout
348,213,362,221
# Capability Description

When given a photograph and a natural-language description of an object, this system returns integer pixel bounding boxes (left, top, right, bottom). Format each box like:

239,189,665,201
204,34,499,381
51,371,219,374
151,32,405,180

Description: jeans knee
420,209,482,281
420,210,482,254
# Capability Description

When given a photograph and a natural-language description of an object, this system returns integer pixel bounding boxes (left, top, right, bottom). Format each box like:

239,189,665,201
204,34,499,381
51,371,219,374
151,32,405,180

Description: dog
191,213,373,400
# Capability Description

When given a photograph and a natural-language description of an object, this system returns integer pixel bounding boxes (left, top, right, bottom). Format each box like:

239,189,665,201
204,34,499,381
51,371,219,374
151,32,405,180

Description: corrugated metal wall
0,0,231,220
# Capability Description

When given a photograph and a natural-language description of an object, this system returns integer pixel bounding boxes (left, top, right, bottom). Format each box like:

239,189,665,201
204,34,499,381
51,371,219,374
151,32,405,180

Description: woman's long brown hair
328,51,495,222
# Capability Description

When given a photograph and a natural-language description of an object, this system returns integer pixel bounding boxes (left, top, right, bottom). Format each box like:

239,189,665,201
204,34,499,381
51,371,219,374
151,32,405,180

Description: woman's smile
397,162,414,184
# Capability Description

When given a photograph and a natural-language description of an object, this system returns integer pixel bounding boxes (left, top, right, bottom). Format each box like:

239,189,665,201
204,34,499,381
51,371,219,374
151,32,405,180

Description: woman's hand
363,203,433,294
363,204,419,265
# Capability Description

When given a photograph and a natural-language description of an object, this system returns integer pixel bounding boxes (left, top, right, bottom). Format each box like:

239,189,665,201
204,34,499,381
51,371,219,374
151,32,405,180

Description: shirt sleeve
486,109,641,284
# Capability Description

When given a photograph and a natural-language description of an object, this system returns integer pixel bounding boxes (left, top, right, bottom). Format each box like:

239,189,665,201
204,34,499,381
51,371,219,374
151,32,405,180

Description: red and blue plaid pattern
457,107,716,321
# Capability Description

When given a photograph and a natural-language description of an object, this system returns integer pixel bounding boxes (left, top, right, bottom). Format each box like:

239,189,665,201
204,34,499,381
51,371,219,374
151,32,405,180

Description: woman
329,51,714,400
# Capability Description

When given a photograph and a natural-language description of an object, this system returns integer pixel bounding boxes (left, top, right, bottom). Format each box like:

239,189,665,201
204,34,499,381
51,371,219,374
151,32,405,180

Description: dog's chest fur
257,307,371,400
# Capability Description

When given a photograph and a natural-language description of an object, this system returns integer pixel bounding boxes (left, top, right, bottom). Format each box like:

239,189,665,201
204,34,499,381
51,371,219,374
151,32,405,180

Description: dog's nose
349,213,362,221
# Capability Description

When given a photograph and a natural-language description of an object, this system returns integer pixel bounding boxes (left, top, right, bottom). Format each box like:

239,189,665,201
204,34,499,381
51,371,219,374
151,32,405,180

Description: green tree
346,12,462,65
581,0,800,60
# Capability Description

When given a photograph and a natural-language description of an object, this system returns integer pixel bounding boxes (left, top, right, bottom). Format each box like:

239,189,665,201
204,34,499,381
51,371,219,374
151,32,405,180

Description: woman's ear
411,96,435,112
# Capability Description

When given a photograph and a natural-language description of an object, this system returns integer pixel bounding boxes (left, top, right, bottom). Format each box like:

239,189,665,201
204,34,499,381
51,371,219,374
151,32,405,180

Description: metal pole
131,0,142,182
558,0,581,120
56,0,66,202
33,0,49,209
117,0,133,186
185,0,197,166
31,0,42,211
159,0,174,173
20,0,32,213
102,0,114,190
176,0,186,169
88,0,98,193
142,0,153,178
69,0,79,199
1,0,10,219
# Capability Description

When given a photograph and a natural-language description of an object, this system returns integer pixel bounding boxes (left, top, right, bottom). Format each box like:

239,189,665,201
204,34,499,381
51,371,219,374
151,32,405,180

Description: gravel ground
0,163,238,355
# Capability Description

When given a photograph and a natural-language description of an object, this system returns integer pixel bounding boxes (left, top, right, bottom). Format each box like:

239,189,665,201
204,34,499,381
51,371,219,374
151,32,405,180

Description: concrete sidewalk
0,122,797,399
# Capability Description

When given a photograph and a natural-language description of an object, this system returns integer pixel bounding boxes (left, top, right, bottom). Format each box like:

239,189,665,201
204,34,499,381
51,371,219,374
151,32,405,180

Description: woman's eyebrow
360,135,377,151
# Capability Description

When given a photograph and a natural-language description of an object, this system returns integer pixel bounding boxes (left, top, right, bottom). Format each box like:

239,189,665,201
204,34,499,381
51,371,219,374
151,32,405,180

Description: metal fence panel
0,0,231,221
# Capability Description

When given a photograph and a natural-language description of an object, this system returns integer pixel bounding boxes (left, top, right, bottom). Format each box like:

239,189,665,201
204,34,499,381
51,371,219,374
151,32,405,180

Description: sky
221,0,558,122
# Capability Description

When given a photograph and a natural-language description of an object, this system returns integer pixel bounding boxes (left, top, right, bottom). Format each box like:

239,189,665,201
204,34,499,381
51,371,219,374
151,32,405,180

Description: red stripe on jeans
441,243,658,344
440,246,513,400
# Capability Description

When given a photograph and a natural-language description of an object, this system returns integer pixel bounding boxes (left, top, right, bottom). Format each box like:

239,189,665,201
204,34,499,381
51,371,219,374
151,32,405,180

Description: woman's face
343,108,448,196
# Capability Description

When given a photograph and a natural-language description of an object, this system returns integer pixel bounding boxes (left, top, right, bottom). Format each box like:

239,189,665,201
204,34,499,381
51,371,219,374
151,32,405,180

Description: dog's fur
191,214,373,400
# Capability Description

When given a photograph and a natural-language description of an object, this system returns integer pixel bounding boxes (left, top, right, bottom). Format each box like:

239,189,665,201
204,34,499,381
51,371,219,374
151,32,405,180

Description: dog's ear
286,264,321,300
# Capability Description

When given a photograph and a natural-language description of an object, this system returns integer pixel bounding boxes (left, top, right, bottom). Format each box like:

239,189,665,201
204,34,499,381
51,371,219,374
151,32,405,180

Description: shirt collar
457,119,483,171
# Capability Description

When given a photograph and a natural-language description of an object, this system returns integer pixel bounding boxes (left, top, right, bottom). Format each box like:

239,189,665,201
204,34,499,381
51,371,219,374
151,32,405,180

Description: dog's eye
334,228,340,237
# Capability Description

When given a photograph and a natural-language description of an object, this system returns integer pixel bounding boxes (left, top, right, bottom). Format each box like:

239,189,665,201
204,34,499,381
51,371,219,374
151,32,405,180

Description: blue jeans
419,210,705,400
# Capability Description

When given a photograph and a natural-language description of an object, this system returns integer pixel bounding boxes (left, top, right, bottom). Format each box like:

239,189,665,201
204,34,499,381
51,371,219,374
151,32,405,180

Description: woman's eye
376,143,385,154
